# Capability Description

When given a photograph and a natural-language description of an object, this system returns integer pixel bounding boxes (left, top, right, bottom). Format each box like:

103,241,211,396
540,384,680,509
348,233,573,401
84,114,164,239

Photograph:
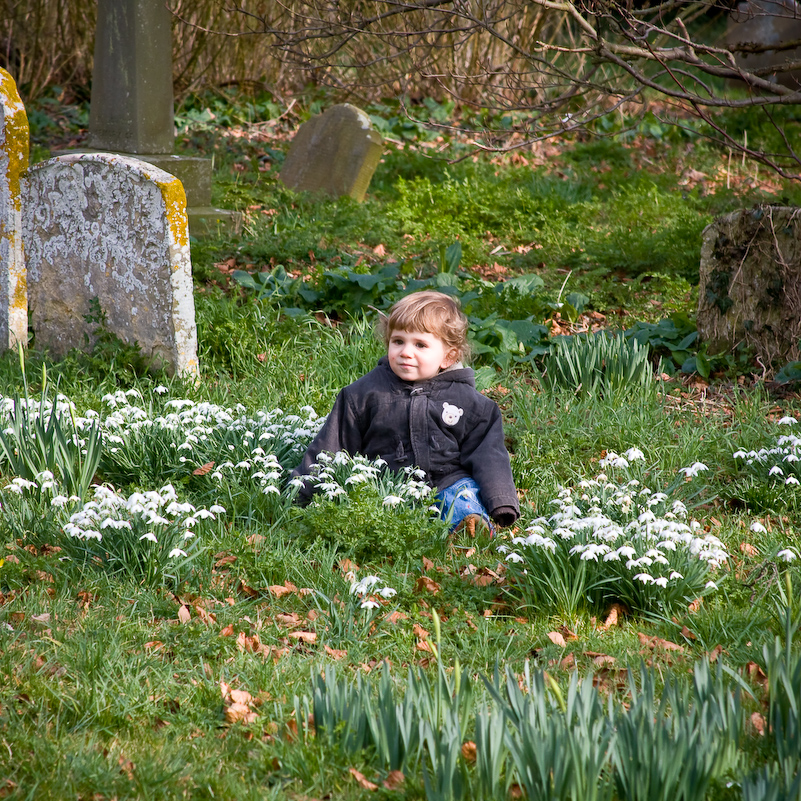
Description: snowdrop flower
350,575,381,595
50,495,70,508
669,571,684,580
778,416,797,425
383,495,404,507
506,551,525,563
169,548,188,558
154,385,168,395
777,548,798,562
625,447,645,461
377,586,397,598
750,521,767,534
633,573,655,584
786,476,800,485
680,462,708,478
360,599,380,610
769,466,784,476
705,580,718,590
654,576,669,587
140,532,158,543
733,450,747,459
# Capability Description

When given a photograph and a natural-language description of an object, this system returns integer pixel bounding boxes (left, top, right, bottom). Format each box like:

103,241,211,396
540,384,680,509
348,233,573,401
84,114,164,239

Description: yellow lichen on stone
0,68,29,210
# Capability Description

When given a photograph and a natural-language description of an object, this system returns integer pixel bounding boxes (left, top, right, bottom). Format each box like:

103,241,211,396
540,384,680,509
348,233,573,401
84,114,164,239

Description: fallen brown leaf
600,603,626,632
637,632,684,652
383,770,405,790
288,630,317,644
324,645,347,660
750,711,766,736
461,741,477,763
415,576,441,594
547,631,567,648
220,624,235,637
193,461,215,476
194,605,216,626
413,623,430,640
349,767,378,791
276,613,302,628
225,703,258,725
230,689,254,706
740,542,758,557
177,605,192,625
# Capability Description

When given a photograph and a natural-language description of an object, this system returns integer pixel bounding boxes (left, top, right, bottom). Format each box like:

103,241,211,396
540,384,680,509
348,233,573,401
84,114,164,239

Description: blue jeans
436,477,494,535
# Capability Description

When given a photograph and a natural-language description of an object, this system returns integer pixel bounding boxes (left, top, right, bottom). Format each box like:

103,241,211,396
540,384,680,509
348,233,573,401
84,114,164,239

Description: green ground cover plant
4,88,801,800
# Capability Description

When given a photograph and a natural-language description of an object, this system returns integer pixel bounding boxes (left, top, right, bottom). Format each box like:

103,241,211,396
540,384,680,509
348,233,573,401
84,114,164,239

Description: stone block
279,104,383,201
0,67,28,351
23,153,198,376
698,205,801,367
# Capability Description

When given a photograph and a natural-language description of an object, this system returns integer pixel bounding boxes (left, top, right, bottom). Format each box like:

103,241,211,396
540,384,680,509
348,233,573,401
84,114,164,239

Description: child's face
387,329,458,382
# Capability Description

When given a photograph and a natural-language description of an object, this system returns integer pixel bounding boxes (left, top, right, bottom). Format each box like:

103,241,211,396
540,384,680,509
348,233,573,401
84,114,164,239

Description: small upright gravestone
23,153,198,376
280,104,383,202
697,205,801,367
727,0,801,88
0,67,29,351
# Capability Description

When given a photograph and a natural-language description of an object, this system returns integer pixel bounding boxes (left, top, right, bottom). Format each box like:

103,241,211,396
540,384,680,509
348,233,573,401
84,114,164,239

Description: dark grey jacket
291,358,520,525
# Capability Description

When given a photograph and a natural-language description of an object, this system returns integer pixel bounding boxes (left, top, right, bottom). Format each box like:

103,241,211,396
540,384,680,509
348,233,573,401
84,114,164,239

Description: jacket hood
376,356,475,389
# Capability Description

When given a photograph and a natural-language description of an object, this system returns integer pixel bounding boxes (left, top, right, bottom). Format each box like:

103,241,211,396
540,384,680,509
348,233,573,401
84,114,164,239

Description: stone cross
280,104,383,201
0,67,28,351
23,153,198,376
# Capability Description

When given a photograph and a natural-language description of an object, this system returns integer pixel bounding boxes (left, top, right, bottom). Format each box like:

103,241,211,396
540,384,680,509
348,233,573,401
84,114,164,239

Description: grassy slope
1,93,800,800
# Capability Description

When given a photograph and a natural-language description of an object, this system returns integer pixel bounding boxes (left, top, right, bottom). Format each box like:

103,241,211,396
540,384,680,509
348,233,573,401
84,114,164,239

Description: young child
291,290,519,533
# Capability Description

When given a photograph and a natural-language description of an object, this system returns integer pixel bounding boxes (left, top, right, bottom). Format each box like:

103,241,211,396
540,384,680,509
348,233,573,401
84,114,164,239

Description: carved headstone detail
23,153,198,376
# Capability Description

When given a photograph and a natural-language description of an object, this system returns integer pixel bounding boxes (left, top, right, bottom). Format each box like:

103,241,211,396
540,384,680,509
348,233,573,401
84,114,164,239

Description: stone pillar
23,153,198,377
87,0,240,237
89,0,174,154
0,67,28,351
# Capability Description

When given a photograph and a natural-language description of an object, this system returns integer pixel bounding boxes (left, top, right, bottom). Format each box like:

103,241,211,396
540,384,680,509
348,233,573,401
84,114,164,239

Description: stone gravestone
0,67,29,351
280,104,383,201
727,0,801,88
23,153,198,376
697,205,801,368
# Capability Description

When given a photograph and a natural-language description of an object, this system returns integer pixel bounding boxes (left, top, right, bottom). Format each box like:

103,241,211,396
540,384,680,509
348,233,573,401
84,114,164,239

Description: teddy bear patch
441,402,464,426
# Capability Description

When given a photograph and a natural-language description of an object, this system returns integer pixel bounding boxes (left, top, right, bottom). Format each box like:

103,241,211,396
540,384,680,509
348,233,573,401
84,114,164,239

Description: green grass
4,89,801,800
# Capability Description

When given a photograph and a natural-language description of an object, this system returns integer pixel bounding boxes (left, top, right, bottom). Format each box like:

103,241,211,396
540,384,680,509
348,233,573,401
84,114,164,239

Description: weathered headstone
23,153,198,376
698,205,801,367
727,0,801,89
86,0,241,237
280,104,383,201
0,67,29,351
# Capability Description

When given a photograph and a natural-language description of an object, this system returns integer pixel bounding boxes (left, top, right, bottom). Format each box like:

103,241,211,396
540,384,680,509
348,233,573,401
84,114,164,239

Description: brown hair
379,291,469,361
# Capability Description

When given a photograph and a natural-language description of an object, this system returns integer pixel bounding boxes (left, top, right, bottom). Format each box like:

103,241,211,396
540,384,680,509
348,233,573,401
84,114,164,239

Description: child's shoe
453,514,495,539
